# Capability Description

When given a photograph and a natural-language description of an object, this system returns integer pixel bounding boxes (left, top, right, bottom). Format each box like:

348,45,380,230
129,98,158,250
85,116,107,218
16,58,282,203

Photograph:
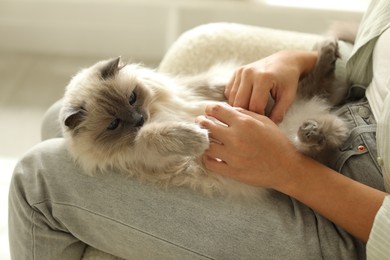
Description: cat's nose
134,115,144,127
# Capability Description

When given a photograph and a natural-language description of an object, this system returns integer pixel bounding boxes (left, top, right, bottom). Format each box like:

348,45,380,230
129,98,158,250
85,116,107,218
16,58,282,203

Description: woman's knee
10,139,70,200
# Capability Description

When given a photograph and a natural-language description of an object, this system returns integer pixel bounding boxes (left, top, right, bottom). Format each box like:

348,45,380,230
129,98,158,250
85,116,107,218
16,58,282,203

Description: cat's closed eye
107,118,121,130
129,91,137,105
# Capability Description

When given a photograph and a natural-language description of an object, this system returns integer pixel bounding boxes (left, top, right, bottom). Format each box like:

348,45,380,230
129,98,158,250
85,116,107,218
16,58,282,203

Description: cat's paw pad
298,120,325,147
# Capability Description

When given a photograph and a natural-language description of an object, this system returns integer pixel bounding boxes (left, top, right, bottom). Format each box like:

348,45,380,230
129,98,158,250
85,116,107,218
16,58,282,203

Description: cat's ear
63,107,86,130
100,57,121,80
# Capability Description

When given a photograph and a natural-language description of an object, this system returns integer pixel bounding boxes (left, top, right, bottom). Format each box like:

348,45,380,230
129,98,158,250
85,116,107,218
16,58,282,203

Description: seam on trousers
31,210,36,260
32,200,215,260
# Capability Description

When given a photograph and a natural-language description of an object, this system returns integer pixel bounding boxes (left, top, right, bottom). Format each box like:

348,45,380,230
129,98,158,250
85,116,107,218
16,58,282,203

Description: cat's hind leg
297,38,340,100
313,38,340,78
297,114,349,155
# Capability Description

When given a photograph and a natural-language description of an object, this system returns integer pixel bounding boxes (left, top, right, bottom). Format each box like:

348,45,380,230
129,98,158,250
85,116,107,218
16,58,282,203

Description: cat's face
61,57,156,159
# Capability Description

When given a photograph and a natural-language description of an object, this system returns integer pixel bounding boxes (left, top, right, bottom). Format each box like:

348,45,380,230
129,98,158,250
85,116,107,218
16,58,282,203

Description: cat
60,38,349,200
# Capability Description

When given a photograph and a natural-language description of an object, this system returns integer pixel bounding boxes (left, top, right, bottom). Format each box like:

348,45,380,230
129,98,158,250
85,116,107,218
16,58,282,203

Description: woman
9,0,390,259
199,0,390,250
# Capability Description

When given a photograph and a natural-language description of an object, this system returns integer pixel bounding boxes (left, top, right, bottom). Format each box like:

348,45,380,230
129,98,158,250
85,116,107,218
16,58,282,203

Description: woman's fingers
202,155,230,176
232,67,254,109
225,69,242,104
224,65,280,117
248,74,274,115
204,103,241,127
196,113,229,144
268,85,296,123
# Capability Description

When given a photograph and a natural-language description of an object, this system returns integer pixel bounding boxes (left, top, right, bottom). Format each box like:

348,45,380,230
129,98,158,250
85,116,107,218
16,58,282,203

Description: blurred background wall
0,0,368,63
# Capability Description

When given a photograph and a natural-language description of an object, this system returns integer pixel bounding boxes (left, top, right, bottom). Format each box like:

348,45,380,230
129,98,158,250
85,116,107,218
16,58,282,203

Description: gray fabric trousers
8,96,385,259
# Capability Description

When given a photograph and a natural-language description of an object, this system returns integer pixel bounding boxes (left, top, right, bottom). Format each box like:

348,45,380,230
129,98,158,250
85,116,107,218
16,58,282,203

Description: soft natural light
264,0,370,12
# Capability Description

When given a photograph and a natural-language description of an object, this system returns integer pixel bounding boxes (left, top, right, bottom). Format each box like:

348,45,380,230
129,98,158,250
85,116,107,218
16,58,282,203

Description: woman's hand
198,103,387,243
225,50,318,123
197,103,301,190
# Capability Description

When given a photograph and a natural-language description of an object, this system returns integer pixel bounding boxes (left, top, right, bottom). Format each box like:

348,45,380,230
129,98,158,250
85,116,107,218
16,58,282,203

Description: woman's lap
9,136,366,259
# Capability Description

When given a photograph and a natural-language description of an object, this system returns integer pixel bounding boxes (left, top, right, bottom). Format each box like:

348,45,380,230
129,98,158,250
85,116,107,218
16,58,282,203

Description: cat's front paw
298,120,326,151
174,124,209,157
137,122,209,157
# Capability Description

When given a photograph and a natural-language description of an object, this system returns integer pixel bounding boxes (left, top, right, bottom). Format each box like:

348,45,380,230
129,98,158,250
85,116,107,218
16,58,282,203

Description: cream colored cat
60,39,349,200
